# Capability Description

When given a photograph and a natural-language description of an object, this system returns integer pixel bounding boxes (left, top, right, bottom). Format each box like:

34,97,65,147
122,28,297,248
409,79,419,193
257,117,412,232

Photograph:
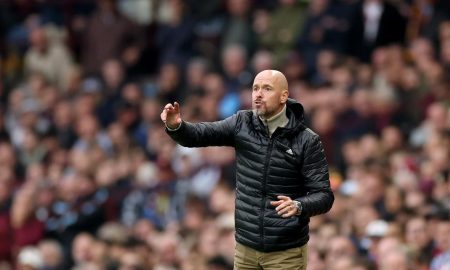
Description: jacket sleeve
296,134,334,218
165,114,237,147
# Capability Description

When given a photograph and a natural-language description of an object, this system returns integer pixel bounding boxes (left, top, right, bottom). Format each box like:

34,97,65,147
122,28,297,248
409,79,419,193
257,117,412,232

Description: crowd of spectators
0,0,449,269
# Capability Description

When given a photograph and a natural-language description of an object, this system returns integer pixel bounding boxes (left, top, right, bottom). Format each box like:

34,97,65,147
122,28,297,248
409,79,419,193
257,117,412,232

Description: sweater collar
257,105,289,136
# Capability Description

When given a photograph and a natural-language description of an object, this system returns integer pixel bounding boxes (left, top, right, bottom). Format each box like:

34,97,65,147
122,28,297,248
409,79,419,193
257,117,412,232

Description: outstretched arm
161,102,237,147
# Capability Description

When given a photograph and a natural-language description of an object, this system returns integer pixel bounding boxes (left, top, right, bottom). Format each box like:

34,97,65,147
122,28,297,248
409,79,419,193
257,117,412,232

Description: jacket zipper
260,120,273,250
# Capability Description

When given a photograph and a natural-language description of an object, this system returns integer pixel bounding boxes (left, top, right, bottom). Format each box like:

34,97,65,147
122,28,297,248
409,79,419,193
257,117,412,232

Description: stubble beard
254,108,264,116
253,102,265,117
254,106,272,119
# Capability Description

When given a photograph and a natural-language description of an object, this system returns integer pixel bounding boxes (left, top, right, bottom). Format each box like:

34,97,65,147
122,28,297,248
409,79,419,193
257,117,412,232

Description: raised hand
161,102,182,129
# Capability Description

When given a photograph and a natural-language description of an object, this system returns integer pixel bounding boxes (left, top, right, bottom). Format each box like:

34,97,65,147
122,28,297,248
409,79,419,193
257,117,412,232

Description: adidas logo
286,149,294,155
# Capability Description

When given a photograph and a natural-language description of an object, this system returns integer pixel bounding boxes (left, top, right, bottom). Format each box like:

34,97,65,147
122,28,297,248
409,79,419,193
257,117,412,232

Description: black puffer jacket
167,99,334,252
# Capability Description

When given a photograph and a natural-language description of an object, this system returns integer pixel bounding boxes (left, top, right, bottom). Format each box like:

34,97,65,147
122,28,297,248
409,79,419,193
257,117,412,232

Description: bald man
161,70,334,270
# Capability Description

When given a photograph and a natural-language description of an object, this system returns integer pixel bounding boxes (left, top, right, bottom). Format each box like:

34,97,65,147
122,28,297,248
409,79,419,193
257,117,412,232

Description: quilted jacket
167,98,334,252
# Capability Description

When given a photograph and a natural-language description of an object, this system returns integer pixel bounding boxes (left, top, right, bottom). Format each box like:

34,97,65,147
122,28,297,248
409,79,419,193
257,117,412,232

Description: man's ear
281,90,289,103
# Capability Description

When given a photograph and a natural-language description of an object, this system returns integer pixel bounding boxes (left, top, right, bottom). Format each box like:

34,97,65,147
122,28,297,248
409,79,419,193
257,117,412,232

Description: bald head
252,70,289,119
255,70,289,92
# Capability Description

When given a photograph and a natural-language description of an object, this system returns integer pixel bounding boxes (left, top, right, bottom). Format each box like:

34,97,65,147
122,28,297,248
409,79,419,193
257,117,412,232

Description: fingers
275,200,291,212
277,202,297,217
164,103,175,111
270,200,282,206
281,209,297,218
164,102,179,108
161,102,182,128
161,103,171,122
270,196,290,209
162,102,180,118
271,195,290,210
271,195,296,218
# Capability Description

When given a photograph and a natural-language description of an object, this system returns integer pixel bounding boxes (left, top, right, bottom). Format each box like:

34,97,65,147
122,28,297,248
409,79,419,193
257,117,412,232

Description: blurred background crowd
0,0,449,269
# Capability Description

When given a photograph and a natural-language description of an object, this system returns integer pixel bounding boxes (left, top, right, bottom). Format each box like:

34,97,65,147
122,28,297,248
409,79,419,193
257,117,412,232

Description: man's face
252,71,288,119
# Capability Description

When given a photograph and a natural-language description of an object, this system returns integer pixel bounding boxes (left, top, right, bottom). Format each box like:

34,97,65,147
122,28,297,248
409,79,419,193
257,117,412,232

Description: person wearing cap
161,70,334,269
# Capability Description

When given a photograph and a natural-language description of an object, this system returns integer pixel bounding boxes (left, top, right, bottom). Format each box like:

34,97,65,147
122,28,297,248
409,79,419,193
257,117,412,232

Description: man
161,70,334,269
